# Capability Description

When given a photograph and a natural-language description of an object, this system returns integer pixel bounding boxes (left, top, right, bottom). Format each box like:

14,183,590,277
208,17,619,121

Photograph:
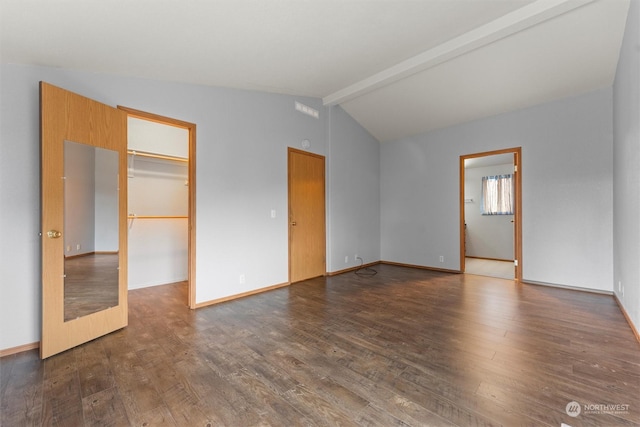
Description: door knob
291,221,297,226
47,230,62,239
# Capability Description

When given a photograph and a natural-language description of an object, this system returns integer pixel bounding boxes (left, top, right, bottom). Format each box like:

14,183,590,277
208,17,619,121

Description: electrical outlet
76,244,81,250
239,274,245,284
439,256,444,263
66,245,71,252
345,256,349,263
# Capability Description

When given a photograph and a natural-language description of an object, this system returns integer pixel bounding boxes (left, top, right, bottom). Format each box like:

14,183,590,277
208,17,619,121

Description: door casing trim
118,106,197,308
460,147,522,282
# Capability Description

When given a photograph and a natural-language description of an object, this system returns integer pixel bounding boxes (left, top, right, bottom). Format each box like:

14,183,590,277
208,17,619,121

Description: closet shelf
128,215,188,219
128,150,188,163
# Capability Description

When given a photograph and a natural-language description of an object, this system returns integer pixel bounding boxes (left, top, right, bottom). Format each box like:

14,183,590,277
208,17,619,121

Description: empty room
1,0,639,426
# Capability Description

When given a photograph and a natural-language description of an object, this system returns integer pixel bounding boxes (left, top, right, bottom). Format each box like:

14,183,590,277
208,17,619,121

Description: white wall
381,88,613,291
0,63,377,351
464,163,514,260
128,219,188,289
127,118,189,289
94,148,119,251
327,106,381,271
64,141,96,256
0,62,625,351
64,142,119,255
613,0,640,332
128,117,189,158
0,64,326,350
128,156,189,289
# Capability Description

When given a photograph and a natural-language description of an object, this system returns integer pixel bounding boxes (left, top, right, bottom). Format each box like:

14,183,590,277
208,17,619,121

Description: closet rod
127,215,188,219
128,150,188,163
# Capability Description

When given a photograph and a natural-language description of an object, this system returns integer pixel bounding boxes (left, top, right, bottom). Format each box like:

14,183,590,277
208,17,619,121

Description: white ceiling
0,0,630,142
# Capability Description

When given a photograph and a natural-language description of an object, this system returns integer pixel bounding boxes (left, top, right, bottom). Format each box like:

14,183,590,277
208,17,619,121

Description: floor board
465,257,514,280
1,264,639,426
64,254,119,321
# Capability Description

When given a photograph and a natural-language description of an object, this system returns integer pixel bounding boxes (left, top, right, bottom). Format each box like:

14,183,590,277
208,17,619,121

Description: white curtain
481,174,513,215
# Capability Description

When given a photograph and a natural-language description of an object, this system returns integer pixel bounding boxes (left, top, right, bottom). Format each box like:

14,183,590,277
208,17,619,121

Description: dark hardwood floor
64,254,119,321
2,264,639,426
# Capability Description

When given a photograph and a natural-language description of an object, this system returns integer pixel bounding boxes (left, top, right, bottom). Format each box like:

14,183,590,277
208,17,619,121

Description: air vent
295,101,319,119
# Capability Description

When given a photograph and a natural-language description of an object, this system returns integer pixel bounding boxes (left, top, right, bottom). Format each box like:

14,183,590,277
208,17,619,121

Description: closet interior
127,117,189,290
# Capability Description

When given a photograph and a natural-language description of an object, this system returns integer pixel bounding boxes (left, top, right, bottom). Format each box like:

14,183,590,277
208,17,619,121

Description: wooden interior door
288,148,326,283
40,82,128,358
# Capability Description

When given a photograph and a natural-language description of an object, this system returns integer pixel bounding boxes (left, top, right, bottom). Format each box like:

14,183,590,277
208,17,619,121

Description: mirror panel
64,140,119,321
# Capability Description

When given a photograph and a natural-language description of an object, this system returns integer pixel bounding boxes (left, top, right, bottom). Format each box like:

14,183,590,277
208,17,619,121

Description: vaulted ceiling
0,0,630,142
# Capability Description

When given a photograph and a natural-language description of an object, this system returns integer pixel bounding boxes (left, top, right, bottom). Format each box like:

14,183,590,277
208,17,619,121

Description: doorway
288,148,326,283
40,84,198,359
460,148,522,281
119,107,197,307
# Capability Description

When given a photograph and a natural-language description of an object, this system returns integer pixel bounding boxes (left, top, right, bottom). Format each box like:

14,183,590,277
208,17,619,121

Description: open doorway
119,107,197,307
460,148,522,281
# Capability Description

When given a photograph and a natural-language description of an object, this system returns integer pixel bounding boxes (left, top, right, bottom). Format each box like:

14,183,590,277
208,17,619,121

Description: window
481,174,513,215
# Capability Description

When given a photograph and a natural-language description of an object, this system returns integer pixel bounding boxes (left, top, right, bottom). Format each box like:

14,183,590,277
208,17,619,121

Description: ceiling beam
323,0,596,106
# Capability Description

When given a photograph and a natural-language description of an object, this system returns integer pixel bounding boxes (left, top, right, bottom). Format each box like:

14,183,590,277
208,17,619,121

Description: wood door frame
288,147,327,283
118,106,197,308
460,147,522,282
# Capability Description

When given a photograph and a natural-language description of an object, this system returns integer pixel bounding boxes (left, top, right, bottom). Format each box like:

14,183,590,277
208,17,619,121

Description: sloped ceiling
0,0,630,142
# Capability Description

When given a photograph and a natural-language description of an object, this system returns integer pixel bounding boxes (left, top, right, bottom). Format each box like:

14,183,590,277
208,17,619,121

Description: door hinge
514,259,518,267
514,165,518,173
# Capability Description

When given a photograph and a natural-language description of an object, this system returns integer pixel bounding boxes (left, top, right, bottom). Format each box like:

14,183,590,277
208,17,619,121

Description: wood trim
194,282,291,308
117,106,194,129
614,293,640,343
287,146,326,160
128,150,187,163
0,342,39,358
119,106,197,309
522,279,612,295
460,147,522,282
327,261,380,276
127,215,188,219
514,148,523,282
466,256,514,262
64,251,119,260
64,252,94,260
461,147,520,160
188,124,197,309
381,260,462,274
459,156,466,274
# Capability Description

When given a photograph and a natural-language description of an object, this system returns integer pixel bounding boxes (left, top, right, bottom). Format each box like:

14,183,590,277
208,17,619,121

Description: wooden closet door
40,82,128,358
288,148,326,283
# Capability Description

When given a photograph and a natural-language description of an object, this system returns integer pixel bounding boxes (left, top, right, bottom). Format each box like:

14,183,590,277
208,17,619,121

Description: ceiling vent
295,101,319,119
